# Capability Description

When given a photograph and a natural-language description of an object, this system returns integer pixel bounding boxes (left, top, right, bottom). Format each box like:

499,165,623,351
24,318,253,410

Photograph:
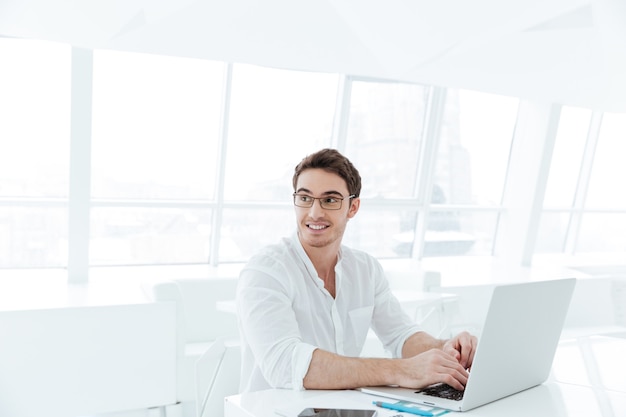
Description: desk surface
225,336,626,417
0,275,151,311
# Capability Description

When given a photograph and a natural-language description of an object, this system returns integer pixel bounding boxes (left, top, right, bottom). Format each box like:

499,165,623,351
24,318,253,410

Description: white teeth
308,224,327,230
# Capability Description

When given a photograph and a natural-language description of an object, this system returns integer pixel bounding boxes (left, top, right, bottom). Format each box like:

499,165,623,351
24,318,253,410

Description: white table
0,277,178,417
225,335,626,417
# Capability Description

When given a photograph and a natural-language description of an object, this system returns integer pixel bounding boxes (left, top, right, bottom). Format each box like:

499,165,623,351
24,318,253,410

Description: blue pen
372,400,434,417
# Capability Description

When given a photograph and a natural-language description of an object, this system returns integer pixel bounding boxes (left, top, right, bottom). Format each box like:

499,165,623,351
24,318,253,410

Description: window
0,39,71,199
536,106,592,253
428,90,518,256
437,90,517,206
91,50,224,200
344,80,427,199
0,207,67,268
218,64,339,261
0,39,71,267
539,109,626,255
585,113,626,209
3,38,625,274
577,213,626,253
224,64,339,201
577,112,626,254
543,107,591,208
90,50,225,265
219,207,294,262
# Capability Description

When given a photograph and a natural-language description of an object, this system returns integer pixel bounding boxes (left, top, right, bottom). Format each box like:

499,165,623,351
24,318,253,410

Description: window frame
3,39,626,280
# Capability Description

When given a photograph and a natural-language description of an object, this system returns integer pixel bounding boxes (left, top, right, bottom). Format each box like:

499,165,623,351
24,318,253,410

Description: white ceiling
1,0,625,111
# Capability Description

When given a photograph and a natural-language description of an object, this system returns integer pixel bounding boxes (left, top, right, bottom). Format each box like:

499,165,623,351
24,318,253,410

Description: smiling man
237,148,477,393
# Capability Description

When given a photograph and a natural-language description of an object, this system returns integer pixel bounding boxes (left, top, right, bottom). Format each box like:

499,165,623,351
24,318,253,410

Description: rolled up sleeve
369,262,421,358
238,267,316,390
291,343,317,390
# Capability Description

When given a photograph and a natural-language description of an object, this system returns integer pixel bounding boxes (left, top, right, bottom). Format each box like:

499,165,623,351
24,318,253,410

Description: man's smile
307,223,329,230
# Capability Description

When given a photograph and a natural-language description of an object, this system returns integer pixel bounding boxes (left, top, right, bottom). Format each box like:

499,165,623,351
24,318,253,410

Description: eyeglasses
293,193,356,210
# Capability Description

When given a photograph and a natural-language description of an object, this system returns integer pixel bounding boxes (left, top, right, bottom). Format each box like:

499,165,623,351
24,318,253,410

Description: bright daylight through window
1,37,625,270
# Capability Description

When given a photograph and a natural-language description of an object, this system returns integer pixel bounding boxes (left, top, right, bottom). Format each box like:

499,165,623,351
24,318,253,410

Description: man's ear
347,197,360,219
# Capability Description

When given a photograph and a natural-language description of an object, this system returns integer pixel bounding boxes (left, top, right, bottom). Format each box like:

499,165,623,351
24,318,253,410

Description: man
237,148,477,393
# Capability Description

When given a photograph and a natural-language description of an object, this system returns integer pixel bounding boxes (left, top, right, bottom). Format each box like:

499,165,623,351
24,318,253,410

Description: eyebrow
296,188,345,197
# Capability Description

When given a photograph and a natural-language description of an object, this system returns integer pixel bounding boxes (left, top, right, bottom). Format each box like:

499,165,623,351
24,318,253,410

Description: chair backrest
564,277,620,329
178,278,239,342
151,278,239,344
195,338,242,417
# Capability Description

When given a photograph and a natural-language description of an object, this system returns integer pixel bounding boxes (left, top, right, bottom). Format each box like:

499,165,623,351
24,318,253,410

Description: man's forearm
401,331,446,358
302,332,471,391
302,348,402,389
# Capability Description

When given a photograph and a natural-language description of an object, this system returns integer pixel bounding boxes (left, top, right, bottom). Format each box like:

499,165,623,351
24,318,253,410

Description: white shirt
236,233,421,392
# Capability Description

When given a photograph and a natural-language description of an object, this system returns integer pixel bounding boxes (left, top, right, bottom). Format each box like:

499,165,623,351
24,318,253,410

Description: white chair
562,276,626,339
150,278,239,409
195,337,241,417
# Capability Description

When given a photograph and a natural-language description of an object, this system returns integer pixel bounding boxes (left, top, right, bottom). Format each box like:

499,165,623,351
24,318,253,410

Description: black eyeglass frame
292,193,356,210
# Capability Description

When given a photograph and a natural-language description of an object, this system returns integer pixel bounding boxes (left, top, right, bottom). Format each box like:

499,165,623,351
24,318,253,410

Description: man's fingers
439,352,469,386
445,332,478,369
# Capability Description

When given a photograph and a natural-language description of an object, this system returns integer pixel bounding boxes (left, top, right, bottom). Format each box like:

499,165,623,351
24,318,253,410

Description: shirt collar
290,232,344,290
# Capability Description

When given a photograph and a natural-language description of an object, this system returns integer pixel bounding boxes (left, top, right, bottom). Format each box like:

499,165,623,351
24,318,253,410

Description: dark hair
292,148,361,197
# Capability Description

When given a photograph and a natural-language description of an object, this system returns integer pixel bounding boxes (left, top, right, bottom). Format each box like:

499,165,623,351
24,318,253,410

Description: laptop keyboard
418,384,464,401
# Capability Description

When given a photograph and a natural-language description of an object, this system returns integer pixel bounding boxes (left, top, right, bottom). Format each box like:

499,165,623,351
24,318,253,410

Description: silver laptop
360,278,576,412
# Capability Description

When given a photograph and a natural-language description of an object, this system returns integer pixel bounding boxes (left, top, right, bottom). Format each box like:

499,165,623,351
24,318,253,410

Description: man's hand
396,348,470,391
398,330,478,390
443,331,478,370
303,331,478,391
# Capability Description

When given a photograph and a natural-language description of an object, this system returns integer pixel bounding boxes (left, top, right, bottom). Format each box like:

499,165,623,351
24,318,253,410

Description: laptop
360,278,576,412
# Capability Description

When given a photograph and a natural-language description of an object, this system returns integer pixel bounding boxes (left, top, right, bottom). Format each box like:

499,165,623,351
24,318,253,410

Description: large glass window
0,39,71,198
535,212,571,253
89,51,226,265
216,65,339,262
219,207,294,261
437,90,518,206
344,80,427,199
3,38,625,272
577,213,626,253
341,80,427,258
539,109,626,255
425,90,518,257
536,106,592,254
90,206,212,265
345,207,419,258
426,210,499,257
0,207,67,268
0,39,70,268
543,107,591,208
585,112,626,209
576,112,626,254
91,50,224,200
224,64,339,201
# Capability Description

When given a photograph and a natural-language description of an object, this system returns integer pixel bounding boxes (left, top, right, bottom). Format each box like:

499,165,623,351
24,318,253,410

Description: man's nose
308,199,326,216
